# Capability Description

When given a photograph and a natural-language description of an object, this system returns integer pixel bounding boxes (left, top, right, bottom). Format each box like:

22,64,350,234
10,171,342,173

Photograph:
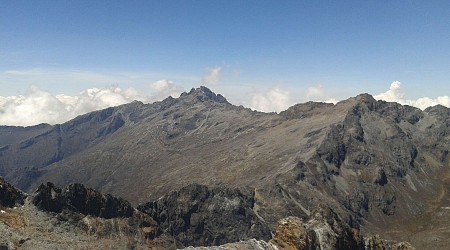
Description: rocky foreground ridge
0,177,411,249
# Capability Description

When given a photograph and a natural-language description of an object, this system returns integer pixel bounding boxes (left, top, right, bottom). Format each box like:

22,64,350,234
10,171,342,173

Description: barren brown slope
32,87,355,204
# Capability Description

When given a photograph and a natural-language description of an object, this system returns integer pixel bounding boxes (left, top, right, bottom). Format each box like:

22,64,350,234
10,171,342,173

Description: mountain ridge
1,86,450,248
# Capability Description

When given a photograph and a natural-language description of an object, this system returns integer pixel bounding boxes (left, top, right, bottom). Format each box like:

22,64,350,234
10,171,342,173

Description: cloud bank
0,80,185,126
247,81,450,114
374,81,450,110
0,86,145,126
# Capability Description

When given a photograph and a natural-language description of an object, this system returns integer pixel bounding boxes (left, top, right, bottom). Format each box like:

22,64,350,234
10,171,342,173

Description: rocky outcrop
180,86,229,104
182,239,278,250
0,177,25,208
32,182,133,219
138,184,271,248
270,216,317,249
184,206,414,250
268,206,362,250
364,235,415,250
305,206,363,249
32,182,65,213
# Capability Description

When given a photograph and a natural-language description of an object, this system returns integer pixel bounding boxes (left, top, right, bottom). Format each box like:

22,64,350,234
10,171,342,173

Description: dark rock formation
0,177,25,208
373,168,388,186
186,206,413,249
32,182,65,213
305,206,363,249
138,184,271,248
32,182,133,219
64,183,133,218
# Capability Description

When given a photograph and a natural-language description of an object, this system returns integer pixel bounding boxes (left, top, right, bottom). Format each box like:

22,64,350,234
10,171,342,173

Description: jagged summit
179,86,228,104
355,92,376,101
334,92,376,107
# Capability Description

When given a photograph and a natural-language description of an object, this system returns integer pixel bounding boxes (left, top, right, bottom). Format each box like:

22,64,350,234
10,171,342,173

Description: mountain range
1,86,450,249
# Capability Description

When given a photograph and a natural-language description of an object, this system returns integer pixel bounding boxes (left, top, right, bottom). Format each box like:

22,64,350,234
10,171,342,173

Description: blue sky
1,1,450,125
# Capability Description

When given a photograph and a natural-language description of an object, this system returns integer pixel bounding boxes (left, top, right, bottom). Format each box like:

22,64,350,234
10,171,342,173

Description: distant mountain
1,86,450,248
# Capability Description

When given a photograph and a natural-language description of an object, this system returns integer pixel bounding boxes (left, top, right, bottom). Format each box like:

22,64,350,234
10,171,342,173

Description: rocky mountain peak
354,93,376,103
335,93,377,111
179,86,228,104
425,104,450,118
279,101,335,119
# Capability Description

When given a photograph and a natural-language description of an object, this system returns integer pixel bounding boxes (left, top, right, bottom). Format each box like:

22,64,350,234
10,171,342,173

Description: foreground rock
184,206,414,250
138,184,271,248
2,181,272,249
32,182,134,219
0,177,25,208
29,182,272,249
182,239,278,250
0,178,415,249
269,206,414,250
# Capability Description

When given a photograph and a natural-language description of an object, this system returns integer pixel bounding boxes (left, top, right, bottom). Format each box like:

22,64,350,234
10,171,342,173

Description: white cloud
324,98,338,104
249,87,292,113
374,81,450,110
374,81,404,102
413,96,450,109
0,79,185,126
202,67,221,86
0,85,146,126
304,84,340,103
150,79,184,101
